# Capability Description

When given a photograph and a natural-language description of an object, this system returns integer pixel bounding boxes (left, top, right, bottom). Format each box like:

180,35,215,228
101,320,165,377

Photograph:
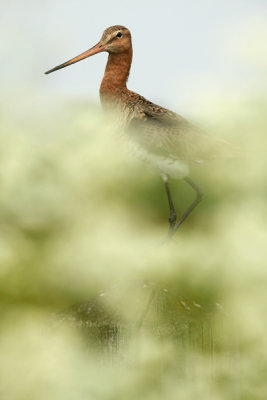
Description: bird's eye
116,32,122,38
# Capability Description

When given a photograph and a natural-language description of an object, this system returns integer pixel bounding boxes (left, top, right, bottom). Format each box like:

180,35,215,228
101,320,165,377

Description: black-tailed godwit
45,25,236,235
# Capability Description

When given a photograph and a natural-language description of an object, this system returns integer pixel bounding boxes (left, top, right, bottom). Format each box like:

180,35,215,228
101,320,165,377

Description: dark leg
172,177,203,234
161,174,177,234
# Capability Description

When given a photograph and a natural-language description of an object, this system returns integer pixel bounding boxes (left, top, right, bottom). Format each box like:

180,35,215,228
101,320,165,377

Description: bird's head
45,25,132,75
101,25,132,54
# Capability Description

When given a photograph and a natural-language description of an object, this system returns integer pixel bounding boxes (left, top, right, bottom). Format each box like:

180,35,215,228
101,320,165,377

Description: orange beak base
45,41,106,74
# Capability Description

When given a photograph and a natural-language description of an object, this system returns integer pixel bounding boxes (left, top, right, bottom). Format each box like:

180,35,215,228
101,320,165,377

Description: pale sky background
1,0,266,117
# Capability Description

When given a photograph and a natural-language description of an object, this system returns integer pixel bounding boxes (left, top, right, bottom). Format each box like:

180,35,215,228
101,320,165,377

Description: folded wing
127,96,239,162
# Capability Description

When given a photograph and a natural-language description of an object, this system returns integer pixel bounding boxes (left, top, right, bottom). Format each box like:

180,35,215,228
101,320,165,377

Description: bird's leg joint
168,210,177,225
196,189,204,202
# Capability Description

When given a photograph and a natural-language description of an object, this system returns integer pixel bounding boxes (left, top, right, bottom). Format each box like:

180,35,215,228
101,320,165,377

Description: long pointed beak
45,41,106,74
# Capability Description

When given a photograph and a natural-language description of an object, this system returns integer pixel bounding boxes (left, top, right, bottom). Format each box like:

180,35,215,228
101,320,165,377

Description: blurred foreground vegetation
0,96,267,399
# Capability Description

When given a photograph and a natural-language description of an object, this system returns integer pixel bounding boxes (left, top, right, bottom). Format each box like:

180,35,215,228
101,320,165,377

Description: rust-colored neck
100,50,132,104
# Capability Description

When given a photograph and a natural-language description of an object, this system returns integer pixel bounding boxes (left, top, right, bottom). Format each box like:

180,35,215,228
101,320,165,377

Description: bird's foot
168,212,176,225
168,212,177,232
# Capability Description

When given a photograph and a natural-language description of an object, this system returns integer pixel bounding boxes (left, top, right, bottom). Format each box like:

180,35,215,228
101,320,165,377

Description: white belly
133,145,190,180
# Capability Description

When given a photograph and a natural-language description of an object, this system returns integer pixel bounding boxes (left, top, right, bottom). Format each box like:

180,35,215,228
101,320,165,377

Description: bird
45,25,237,236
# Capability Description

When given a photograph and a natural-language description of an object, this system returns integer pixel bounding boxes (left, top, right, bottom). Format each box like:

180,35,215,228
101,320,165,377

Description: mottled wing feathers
127,96,239,162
